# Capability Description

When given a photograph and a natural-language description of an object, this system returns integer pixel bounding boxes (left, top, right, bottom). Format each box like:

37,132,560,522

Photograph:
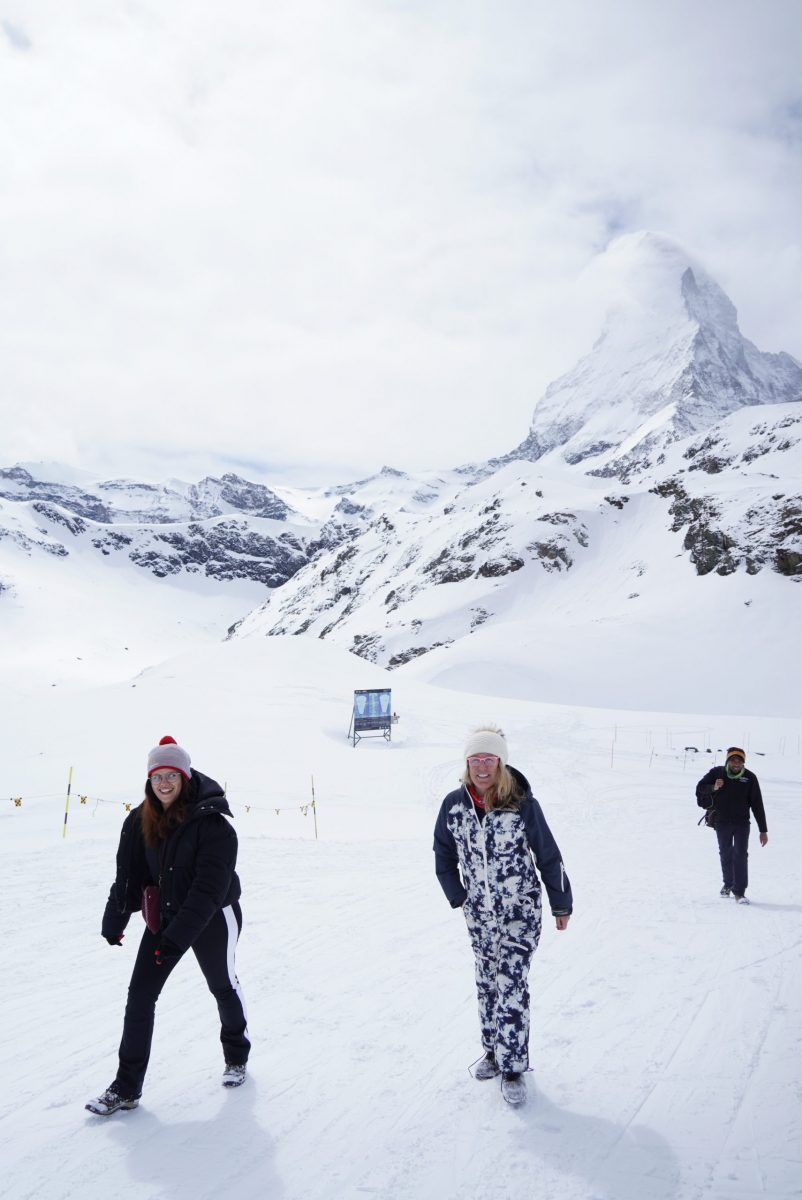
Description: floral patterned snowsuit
433,766,572,1073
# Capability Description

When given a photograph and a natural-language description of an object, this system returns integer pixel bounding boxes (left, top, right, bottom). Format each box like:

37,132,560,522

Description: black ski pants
116,902,250,1098
716,822,751,896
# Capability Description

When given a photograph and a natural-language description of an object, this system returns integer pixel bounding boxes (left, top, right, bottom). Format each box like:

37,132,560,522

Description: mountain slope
232,405,802,715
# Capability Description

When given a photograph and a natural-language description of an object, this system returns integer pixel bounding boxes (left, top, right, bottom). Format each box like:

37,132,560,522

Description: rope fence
5,734,799,828
5,772,320,839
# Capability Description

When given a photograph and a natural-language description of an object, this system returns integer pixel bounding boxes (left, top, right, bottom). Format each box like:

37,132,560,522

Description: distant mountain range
2,232,800,687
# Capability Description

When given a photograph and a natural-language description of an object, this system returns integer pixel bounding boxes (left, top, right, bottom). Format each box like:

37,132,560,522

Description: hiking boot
473,1052,499,1081
733,894,750,905
222,1062,247,1088
500,1071,527,1106
720,885,731,897
85,1082,139,1116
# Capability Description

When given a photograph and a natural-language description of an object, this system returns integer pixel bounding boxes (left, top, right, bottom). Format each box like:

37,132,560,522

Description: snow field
1,636,801,1200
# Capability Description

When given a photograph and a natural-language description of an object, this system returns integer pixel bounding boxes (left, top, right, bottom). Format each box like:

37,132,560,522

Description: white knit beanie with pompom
463,726,508,767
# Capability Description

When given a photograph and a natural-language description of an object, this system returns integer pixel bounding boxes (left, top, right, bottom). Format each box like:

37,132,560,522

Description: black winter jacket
433,766,573,916
696,766,767,832
101,771,241,951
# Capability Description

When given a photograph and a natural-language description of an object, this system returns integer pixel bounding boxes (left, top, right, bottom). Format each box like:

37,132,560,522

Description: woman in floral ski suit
433,726,572,1106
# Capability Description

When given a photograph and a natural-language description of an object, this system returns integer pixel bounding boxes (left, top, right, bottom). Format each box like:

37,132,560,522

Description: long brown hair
462,763,522,813
140,773,197,847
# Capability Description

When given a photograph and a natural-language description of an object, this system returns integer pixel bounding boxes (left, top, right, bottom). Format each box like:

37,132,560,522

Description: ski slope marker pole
311,775,318,840
63,766,73,839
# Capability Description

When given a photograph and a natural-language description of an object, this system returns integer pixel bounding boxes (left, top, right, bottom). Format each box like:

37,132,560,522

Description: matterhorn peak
509,232,802,475
588,232,735,331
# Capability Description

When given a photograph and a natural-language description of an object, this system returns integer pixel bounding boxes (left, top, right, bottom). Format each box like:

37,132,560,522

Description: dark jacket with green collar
696,765,767,832
101,770,240,950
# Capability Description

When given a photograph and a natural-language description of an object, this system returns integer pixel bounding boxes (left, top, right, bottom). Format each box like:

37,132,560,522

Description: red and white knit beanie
147,735,191,780
464,727,508,767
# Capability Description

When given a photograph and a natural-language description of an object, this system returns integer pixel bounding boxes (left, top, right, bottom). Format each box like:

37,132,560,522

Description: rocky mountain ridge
229,402,801,670
0,466,294,524
0,466,318,591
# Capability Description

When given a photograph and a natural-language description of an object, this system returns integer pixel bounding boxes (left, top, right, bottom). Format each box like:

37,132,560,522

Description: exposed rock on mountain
0,468,315,590
0,467,113,522
0,468,293,526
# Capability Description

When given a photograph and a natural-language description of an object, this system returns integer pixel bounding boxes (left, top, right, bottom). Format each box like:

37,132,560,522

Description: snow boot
85,1082,140,1116
733,894,750,905
501,1071,527,1106
720,885,731,897
222,1062,247,1088
473,1052,500,1081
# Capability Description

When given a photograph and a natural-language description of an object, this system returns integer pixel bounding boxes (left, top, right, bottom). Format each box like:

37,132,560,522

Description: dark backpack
698,806,717,830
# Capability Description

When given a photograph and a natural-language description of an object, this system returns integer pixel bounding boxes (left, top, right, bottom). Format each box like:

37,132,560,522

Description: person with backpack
696,746,768,904
433,726,572,1106
86,735,250,1115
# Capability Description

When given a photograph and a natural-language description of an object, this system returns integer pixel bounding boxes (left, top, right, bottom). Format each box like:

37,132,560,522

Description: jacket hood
508,764,533,795
187,770,234,819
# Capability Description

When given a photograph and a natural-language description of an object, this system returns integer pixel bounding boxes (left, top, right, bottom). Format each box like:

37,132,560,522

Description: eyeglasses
467,756,499,768
151,772,181,785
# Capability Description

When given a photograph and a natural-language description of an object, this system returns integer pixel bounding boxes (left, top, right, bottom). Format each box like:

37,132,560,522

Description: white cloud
1,0,801,484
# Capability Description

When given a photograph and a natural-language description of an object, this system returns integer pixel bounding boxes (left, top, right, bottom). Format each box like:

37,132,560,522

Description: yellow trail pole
62,766,73,838
311,775,318,840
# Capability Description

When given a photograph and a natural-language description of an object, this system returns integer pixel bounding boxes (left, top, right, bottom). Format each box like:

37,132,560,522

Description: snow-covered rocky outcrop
0,467,315,588
0,466,294,525
232,401,802,668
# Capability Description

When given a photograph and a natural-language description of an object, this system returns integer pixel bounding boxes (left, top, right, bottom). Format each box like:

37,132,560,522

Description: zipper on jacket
467,790,492,908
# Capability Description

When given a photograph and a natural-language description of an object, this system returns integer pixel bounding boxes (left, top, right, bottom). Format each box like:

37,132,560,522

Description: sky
2,0,802,485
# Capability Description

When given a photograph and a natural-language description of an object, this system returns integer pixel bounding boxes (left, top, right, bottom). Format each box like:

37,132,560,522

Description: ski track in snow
2,663,801,1200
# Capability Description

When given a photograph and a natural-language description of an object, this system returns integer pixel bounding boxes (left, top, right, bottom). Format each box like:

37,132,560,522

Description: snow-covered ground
2,635,800,1200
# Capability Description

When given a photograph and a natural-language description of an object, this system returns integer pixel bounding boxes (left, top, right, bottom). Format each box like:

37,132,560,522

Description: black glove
154,937,183,968
103,933,124,946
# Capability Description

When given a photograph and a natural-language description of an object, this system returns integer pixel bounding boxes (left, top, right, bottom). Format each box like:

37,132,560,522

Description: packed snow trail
2,772,800,1198
1,640,800,1200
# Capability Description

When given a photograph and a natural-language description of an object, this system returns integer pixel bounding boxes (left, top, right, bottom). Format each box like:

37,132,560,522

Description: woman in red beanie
86,736,250,1115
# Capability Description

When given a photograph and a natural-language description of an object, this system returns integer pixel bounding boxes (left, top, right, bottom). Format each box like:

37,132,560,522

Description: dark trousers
116,902,250,1097
716,822,751,896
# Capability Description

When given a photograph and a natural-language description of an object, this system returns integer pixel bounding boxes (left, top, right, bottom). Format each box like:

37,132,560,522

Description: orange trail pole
62,766,73,839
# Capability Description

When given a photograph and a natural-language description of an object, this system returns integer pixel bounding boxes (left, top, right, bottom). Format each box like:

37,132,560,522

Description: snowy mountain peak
680,263,737,335
508,232,802,476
